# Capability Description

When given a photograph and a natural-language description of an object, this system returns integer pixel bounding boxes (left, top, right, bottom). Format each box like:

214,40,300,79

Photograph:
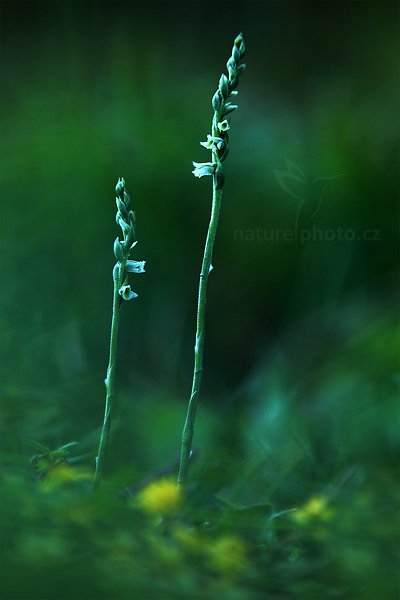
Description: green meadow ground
1,301,398,600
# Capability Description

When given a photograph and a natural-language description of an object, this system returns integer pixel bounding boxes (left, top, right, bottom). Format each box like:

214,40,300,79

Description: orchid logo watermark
274,158,343,244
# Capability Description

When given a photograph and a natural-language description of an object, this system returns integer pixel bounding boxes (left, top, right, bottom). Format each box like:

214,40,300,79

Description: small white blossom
192,162,216,178
200,134,224,152
118,284,138,301
218,119,230,133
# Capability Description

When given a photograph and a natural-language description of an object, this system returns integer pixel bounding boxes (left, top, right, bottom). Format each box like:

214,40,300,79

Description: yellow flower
136,478,182,515
293,495,334,525
40,464,92,492
207,535,250,575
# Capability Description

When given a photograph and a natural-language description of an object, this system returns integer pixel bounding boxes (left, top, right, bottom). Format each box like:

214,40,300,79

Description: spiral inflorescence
113,178,145,301
192,33,246,188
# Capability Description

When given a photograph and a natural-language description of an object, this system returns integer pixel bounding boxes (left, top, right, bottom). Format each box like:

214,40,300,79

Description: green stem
178,171,223,485
93,265,122,487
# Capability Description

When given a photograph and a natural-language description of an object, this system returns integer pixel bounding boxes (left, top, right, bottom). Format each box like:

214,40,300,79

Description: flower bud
232,44,240,63
218,74,229,99
222,103,238,117
116,197,127,218
115,178,125,196
113,238,124,261
212,90,222,112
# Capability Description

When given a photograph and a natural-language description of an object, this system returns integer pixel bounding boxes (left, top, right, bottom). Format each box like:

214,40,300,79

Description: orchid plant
178,33,246,485
94,178,145,487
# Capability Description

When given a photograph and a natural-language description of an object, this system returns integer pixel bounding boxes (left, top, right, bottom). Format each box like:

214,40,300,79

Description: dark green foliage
1,304,398,599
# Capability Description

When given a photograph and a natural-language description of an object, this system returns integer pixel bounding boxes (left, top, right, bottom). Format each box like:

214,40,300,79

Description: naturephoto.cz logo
233,159,381,245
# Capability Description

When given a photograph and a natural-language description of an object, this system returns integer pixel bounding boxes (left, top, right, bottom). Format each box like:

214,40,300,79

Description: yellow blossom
207,535,250,575
292,495,334,525
40,464,92,492
136,478,182,515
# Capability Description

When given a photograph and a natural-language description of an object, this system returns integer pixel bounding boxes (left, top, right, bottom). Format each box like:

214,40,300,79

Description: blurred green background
1,0,398,465
0,2,399,597
1,0,398,463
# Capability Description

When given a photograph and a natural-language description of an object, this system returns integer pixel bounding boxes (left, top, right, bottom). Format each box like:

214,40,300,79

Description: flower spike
179,34,246,486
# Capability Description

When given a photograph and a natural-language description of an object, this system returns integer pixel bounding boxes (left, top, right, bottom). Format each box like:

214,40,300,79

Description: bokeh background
0,1,399,598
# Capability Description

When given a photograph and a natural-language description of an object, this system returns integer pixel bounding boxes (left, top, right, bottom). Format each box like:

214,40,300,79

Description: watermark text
233,226,381,244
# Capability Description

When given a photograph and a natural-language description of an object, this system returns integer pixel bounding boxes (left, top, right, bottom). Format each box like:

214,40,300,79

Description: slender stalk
93,266,122,487
178,177,222,485
93,178,145,488
178,34,246,485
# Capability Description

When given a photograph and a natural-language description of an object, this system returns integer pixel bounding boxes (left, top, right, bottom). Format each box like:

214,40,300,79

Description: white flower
200,134,224,152
218,119,230,132
118,284,138,301
125,260,145,274
192,162,215,178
